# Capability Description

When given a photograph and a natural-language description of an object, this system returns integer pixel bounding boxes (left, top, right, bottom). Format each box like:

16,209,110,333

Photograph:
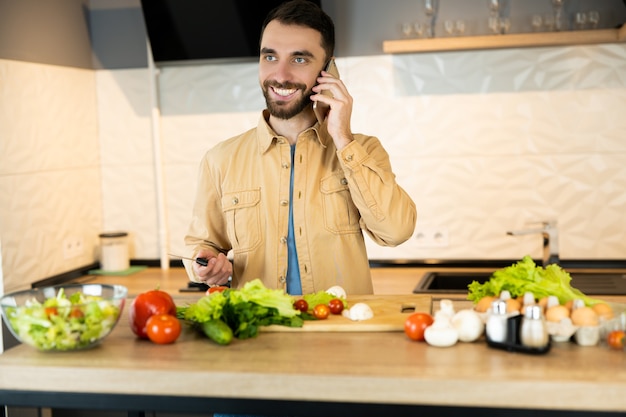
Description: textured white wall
97,43,626,264
0,59,101,292
2,42,626,293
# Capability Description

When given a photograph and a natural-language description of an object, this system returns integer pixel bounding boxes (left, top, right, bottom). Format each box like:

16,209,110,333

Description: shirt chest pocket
221,189,262,253
320,173,361,234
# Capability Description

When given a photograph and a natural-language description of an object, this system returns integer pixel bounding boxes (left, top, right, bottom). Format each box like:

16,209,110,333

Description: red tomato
607,330,625,350
293,299,309,313
313,304,330,320
328,298,344,315
129,289,177,339
206,286,228,295
69,307,84,319
404,312,434,341
145,314,181,344
44,307,58,318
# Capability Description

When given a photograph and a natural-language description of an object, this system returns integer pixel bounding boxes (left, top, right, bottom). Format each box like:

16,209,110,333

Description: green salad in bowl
0,284,127,351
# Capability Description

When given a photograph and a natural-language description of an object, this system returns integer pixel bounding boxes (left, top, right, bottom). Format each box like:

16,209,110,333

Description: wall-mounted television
140,0,322,64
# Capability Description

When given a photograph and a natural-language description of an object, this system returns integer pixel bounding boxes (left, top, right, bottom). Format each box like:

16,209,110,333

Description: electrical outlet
414,227,449,248
63,237,84,259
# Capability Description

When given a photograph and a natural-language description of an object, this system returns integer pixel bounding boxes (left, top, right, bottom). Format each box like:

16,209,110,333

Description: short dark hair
260,0,335,62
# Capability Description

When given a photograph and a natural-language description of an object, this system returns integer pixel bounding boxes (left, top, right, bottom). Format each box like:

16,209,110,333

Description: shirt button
340,178,348,185
232,197,239,205
282,162,289,169
280,199,289,206
345,154,353,162
280,236,287,244
277,139,285,144
279,276,286,284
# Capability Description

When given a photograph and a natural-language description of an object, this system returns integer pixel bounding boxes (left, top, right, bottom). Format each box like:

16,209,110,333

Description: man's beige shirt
185,111,416,295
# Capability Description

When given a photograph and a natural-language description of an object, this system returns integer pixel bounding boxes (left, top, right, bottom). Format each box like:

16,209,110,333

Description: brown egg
571,306,599,327
564,299,574,311
592,303,614,320
474,296,496,313
538,297,549,311
545,305,570,322
505,298,521,314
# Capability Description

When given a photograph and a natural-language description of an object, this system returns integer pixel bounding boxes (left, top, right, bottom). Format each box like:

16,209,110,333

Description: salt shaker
486,299,508,343
520,305,549,348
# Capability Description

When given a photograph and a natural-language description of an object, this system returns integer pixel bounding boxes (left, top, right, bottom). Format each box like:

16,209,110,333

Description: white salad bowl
0,284,127,352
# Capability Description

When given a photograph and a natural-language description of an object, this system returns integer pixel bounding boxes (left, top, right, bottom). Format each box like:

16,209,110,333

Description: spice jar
486,299,508,343
520,305,549,348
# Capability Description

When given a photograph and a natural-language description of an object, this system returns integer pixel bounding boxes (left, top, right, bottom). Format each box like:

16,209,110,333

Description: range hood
140,0,321,64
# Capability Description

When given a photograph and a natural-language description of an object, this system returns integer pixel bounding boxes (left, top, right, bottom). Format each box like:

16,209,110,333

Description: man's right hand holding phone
311,63,354,151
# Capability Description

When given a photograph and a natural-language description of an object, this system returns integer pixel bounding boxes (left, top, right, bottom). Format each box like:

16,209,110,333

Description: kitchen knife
168,254,209,267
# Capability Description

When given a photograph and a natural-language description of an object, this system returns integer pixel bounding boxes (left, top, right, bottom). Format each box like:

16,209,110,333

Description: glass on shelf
552,0,564,31
588,10,600,29
486,0,510,35
444,20,466,37
414,22,425,37
402,22,413,38
575,12,587,30
499,17,511,34
424,0,439,38
543,14,555,32
455,20,466,36
531,15,543,32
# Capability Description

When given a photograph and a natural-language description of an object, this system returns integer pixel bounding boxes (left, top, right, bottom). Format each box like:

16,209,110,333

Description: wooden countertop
2,267,626,414
69,266,431,296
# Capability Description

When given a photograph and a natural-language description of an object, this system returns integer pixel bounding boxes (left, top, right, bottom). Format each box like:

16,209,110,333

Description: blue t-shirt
286,144,302,295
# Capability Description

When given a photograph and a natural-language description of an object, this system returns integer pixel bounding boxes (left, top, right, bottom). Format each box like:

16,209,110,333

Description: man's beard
262,80,312,120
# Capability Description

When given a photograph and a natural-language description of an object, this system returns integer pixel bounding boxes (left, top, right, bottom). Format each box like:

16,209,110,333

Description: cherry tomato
44,307,58,318
129,289,177,339
328,298,344,315
69,307,85,319
404,312,434,341
206,286,228,295
607,330,625,350
313,304,330,320
293,299,309,313
145,314,181,344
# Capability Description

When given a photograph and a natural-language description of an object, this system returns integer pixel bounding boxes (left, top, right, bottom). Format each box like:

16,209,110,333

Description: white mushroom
451,309,484,342
326,285,347,299
342,302,374,321
424,311,459,347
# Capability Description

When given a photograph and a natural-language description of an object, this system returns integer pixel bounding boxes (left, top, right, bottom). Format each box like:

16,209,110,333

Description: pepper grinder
520,305,549,348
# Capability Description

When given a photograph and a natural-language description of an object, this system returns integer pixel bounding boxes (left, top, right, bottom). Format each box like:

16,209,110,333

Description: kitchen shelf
383,26,626,54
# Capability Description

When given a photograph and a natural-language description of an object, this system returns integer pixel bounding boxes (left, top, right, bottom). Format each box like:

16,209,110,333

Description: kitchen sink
414,270,626,295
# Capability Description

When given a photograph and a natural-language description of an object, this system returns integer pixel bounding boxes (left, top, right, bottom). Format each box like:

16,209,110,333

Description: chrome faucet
507,221,559,266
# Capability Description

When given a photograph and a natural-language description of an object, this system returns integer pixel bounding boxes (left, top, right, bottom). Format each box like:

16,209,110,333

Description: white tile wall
0,59,101,292
1,42,625,292
95,69,157,259
144,44,625,262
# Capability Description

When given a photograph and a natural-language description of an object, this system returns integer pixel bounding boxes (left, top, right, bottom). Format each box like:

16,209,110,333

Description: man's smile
262,80,312,119
271,86,298,98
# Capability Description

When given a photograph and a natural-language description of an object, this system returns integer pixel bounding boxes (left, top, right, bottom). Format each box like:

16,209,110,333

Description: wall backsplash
1,42,625,291
99,44,626,264
0,59,101,293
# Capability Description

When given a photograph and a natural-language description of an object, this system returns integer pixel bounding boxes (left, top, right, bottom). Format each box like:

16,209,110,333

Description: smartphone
313,58,340,124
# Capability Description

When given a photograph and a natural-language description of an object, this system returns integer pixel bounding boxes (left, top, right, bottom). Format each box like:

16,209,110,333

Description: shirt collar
257,110,330,153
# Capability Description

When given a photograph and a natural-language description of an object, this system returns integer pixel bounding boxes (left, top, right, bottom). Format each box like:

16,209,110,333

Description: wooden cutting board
264,294,433,332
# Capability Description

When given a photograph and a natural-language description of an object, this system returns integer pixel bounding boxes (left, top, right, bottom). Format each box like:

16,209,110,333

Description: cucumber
201,319,233,345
